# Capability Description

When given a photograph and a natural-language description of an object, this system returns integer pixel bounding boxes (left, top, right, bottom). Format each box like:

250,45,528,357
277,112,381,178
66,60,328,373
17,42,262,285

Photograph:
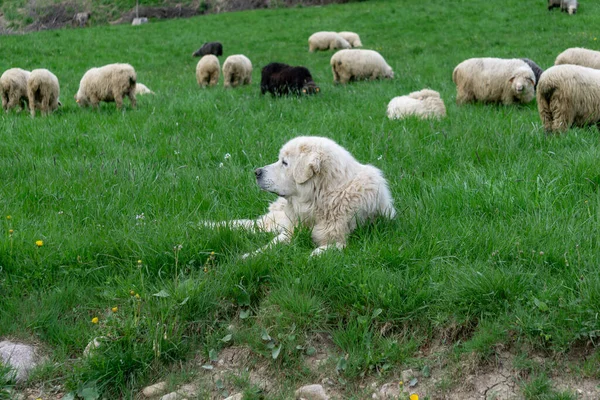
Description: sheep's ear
509,76,515,83
527,77,535,86
293,152,321,184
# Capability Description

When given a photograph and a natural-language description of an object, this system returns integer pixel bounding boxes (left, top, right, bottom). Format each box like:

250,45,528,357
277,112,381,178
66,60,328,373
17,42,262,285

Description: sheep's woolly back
338,31,362,48
76,63,137,109
222,54,252,88
452,57,535,105
135,83,155,95
555,48,600,70
537,64,600,133
27,68,60,117
196,55,220,87
1,68,30,112
387,89,446,120
330,49,393,84
308,32,351,52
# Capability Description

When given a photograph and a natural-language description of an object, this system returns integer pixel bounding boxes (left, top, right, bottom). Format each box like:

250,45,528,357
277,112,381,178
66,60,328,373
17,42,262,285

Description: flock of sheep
0,63,154,117
3,16,600,135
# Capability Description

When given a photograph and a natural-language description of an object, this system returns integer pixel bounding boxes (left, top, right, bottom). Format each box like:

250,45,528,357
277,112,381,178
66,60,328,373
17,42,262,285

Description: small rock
142,381,167,398
224,394,243,400
295,384,329,400
177,383,198,397
401,369,414,383
321,377,335,387
378,382,400,399
160,392,178,400
0,341,43,383
132,17,148,26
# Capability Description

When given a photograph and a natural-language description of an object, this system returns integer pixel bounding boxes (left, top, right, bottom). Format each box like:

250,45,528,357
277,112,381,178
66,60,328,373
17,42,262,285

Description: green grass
1,0,600,397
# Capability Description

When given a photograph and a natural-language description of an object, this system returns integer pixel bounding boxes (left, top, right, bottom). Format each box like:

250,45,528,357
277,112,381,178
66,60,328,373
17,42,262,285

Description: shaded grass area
1,0,600,396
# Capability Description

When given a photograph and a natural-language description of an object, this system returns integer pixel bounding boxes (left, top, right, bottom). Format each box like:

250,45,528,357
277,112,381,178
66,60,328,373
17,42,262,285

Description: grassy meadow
1,0,600,397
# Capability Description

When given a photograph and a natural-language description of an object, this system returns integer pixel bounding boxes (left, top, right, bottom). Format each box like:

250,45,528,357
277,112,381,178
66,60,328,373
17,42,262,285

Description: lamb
537,64,600,133
196,55,220,87
222,54,252,88
452,58,536,105
1,68,30,113
330,49,394,84
75,63,137,110
135,83,155,95
192,42,223,57
560,0,578,14
386,89,446,120
260,62,319,96
555,48,600,70
520,58,544,89
338,31,362,47
27,68,60,117
308,32,351,52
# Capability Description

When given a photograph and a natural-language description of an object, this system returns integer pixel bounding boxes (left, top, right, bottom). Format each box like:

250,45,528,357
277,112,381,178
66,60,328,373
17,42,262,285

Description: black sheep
260,62,320,96
520,58,544,90
192,42,223,57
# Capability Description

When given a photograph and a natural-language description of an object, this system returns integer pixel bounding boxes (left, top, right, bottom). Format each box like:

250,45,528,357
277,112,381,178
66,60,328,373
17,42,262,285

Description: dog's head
255,137,324,198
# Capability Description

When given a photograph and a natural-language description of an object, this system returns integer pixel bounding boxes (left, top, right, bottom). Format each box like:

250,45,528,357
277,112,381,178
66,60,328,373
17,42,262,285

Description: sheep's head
302,81,320,95
509,67,535,102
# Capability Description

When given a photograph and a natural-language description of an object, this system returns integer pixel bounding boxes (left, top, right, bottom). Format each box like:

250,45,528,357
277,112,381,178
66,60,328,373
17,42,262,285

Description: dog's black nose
255,168,263,179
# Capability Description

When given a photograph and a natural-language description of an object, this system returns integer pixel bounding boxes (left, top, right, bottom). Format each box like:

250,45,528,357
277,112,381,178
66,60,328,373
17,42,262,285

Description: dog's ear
293,152,320,184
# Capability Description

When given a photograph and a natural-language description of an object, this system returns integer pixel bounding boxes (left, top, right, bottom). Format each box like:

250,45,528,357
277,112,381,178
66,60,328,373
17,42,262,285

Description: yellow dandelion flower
9,229,14,235
410,394,419,400
135,293,140,299
137,259,142,265
6,215,11,220
399,381,404,386
130,290,135,296
111,307,118,313
91,317,99,324
36,240,44,247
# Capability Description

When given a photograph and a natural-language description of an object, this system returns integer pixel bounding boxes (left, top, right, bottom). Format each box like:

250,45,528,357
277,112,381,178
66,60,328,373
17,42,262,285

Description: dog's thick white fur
208,136,396,257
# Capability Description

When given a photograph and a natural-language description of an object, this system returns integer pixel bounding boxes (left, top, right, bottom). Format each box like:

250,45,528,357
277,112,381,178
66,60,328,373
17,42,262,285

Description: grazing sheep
196,55,220,87
222,54,252,88
27,69,60,117
452,58,536,105
75,63,137,110
73,12,90,27
555,48,600,70
520,58,544,89
1,68,30,112
338,31,362,47
260,62,319,96
330,49,394,84
192,42,223,57
537,65,600,133
561,0,578,14
308,32,351,52
386,89,446,120
135,83,155,95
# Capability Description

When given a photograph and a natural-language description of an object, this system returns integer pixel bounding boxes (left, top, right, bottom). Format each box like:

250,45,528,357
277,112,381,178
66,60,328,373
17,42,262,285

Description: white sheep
1,68,30,112
387,89,446,120
555,48,600,70
338,31,362,47
27,68,60,117
308,31,351,52
222,54,252,88
135,83,155,95
330,49,393,84
452,58,536,105
561,0,578,14
196,55,220,87
75,63,137,109
537,64,600,133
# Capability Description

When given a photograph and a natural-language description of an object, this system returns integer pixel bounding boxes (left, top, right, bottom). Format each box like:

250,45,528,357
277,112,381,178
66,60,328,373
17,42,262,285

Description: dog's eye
281,160,288,166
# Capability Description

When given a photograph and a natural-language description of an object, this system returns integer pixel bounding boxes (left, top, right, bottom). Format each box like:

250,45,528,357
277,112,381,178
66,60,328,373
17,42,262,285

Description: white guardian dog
207,136,396,257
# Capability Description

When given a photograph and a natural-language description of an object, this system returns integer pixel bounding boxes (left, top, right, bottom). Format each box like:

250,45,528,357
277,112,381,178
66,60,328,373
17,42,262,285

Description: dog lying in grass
206,136,396,257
